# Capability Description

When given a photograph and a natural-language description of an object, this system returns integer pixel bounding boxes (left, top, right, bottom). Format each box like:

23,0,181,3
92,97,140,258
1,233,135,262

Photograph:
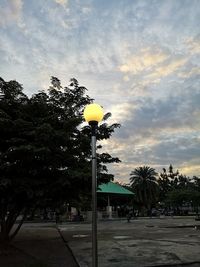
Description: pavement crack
155,239,200,246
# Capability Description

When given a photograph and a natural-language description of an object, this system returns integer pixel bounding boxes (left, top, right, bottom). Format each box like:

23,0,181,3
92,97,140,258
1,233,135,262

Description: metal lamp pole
90,121,98,267
83,103,104,267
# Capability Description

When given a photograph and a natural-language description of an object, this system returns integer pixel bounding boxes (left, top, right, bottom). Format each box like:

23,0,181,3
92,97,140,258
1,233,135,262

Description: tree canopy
129,164,200,215
0,77,120,243
130,166,158,209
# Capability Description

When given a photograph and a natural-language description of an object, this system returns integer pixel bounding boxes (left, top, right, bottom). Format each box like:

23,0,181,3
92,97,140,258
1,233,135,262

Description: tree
193,176,200,192
166,188,200,214
0,77,120,245
130,166,158,213
158,164,180,202
158,165,200,213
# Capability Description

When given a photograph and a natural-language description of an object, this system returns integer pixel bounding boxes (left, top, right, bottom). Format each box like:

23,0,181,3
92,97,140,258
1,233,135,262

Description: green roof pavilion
97,182,134,218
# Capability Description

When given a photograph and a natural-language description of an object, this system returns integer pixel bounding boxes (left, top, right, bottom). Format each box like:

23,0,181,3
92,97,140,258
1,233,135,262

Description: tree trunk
147,203,152,217
9,210,28,241
0,216,9,243
0,223,10,251
0,208,28,246
140,205,146,216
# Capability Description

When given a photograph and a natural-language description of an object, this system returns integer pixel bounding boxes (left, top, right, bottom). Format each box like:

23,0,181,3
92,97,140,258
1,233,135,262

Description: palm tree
130,166,158,213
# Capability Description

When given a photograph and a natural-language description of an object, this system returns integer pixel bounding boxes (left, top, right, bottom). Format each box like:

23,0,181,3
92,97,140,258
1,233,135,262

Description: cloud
178,67,200,78
119,48,168,75
0,0,23,27
146,58,187,80
105,130,200,183
118,47,189,97
102,83,200,182
54,0,68,8
108,103,137,124
181,163,200,177
185,36,200,55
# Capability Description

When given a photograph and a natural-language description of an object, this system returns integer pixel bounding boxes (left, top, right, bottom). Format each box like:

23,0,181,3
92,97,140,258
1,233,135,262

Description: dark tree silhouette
130,166,158,212
0,77,120,245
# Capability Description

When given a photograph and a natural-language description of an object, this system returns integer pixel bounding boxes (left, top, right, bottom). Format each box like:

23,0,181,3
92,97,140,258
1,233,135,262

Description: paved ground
1,218,200,267
59,217,200,267
15,224,79,267
0,223,79,267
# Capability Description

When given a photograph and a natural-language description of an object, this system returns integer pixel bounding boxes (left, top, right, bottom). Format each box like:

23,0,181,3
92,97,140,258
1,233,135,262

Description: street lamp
83,103,104,267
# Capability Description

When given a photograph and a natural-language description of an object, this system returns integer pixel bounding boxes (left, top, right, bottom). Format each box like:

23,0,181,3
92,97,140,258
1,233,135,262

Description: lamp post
83,103,104,267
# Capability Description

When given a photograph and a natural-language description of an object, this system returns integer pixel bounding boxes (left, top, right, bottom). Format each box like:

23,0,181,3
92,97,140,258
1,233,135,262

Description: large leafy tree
166,189,200,211
157,164,179,202
165,174,200,213
158,165,200,212
0,77,120,244
130,166,158,211
192,176,200,212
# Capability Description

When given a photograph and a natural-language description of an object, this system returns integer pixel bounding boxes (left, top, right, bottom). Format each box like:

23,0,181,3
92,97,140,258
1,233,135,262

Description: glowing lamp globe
83,103,104,123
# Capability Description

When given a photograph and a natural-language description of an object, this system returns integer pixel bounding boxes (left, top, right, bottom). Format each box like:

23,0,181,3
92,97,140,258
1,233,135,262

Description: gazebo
97,182,134,218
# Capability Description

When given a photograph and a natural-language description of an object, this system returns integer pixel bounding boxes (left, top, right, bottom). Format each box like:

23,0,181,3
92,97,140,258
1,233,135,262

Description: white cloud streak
0,0,23,27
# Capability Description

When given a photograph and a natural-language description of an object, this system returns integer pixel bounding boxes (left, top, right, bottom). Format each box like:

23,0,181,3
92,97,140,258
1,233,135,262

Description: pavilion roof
97,182,134,195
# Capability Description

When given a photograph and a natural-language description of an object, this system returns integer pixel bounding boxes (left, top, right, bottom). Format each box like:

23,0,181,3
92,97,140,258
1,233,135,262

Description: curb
56,226,80,267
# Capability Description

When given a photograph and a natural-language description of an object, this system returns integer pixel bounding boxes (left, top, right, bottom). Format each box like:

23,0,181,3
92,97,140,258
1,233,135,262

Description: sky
0,0,200,183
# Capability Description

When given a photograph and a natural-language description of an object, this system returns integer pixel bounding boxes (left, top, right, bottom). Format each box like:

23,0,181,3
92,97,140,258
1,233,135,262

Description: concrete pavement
59,217,200,267
13,223,79,267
